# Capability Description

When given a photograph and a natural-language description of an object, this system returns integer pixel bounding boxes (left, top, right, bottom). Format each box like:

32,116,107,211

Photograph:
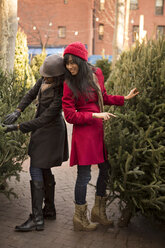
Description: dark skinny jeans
75,160,110,205
30,163,53,182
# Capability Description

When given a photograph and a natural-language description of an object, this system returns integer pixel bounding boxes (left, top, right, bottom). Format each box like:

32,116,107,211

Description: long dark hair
53,74,65,95
64,54,100,99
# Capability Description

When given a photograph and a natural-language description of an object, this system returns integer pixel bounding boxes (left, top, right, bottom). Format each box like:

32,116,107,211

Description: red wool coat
62,68,124,166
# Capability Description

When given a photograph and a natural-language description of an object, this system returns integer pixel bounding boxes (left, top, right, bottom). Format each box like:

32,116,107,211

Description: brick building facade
128,0,165,45
17,0,165,60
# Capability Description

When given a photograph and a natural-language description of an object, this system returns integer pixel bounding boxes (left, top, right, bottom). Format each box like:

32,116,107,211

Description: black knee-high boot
43,174,56,220
15,180,44,232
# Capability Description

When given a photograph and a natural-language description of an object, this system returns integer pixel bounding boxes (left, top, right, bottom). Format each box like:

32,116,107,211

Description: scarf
93,73,104,112
41,80,56,92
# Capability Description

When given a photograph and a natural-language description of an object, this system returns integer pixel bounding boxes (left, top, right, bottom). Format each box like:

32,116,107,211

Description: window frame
156,25,165,38
155,0,164,15
130,0,139,10
132,25,139,42
100,0,105,11
58,26,66,39
98,23,104,40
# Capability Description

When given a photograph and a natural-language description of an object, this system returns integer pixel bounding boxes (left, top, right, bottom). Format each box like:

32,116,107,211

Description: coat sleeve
62,83,93,125
17,78,42,111
96,68,125,106
19,95,62,133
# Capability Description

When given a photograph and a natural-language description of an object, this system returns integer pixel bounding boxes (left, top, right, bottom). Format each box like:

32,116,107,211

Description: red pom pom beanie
63,42,88,61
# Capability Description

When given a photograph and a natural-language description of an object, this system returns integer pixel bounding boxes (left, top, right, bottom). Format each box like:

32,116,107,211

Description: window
130,0,138,10
64,0,68,4
132,25,139,42
155,0,164,15
100,0,105,11
156,25,165,38
58,26,66,38
98,24,104,40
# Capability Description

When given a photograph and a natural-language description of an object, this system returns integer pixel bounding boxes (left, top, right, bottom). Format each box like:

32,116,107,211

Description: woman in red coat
62,42,139,231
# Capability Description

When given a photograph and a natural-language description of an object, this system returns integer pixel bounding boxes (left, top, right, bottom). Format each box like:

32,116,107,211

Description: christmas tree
0,30,35,197
30,48,47,81
104,38,165,222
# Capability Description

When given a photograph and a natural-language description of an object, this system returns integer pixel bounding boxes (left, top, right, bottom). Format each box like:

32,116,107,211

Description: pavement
0,123,165,248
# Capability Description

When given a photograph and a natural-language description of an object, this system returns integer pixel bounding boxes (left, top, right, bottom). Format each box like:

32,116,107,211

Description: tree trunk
112,0,125,67
0,0,18,72
123,0,130,50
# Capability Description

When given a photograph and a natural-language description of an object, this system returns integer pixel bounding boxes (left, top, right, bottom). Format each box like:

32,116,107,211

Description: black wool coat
18,78,69,169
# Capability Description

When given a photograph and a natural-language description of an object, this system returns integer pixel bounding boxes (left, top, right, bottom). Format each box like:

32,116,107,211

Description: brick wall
128,0,165,45
18,0,94,55
18,0,165,57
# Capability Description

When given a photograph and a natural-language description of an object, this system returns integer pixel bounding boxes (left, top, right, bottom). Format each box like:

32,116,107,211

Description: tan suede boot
73,203,97,231
91,195,114,226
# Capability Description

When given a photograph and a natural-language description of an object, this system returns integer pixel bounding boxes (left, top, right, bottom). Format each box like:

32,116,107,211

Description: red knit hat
63,42,88,61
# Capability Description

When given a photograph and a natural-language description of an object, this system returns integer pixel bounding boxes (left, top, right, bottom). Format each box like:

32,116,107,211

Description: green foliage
14,29,35,88
30,49,47,81
104,38,165,222
0,30,35,198
0,71,35,198
95,58,112,82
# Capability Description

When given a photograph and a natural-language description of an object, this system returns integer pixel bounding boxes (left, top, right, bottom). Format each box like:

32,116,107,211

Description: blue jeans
75,161,110,205
30,164,53,182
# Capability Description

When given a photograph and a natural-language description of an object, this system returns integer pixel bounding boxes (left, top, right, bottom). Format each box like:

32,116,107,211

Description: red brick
17,0,165,57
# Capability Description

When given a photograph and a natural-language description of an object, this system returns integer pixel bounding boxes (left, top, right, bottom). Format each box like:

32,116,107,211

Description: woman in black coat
3,55,69,232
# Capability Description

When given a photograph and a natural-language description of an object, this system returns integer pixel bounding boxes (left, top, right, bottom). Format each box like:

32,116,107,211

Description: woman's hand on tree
92,112,116,121
124,88,139,100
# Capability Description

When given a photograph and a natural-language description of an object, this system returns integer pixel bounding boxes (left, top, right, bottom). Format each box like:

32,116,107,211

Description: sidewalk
0,123,165,248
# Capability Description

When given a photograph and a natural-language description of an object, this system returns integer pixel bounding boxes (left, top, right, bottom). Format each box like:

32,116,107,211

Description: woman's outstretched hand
124,88,139,100
92,112,116,121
